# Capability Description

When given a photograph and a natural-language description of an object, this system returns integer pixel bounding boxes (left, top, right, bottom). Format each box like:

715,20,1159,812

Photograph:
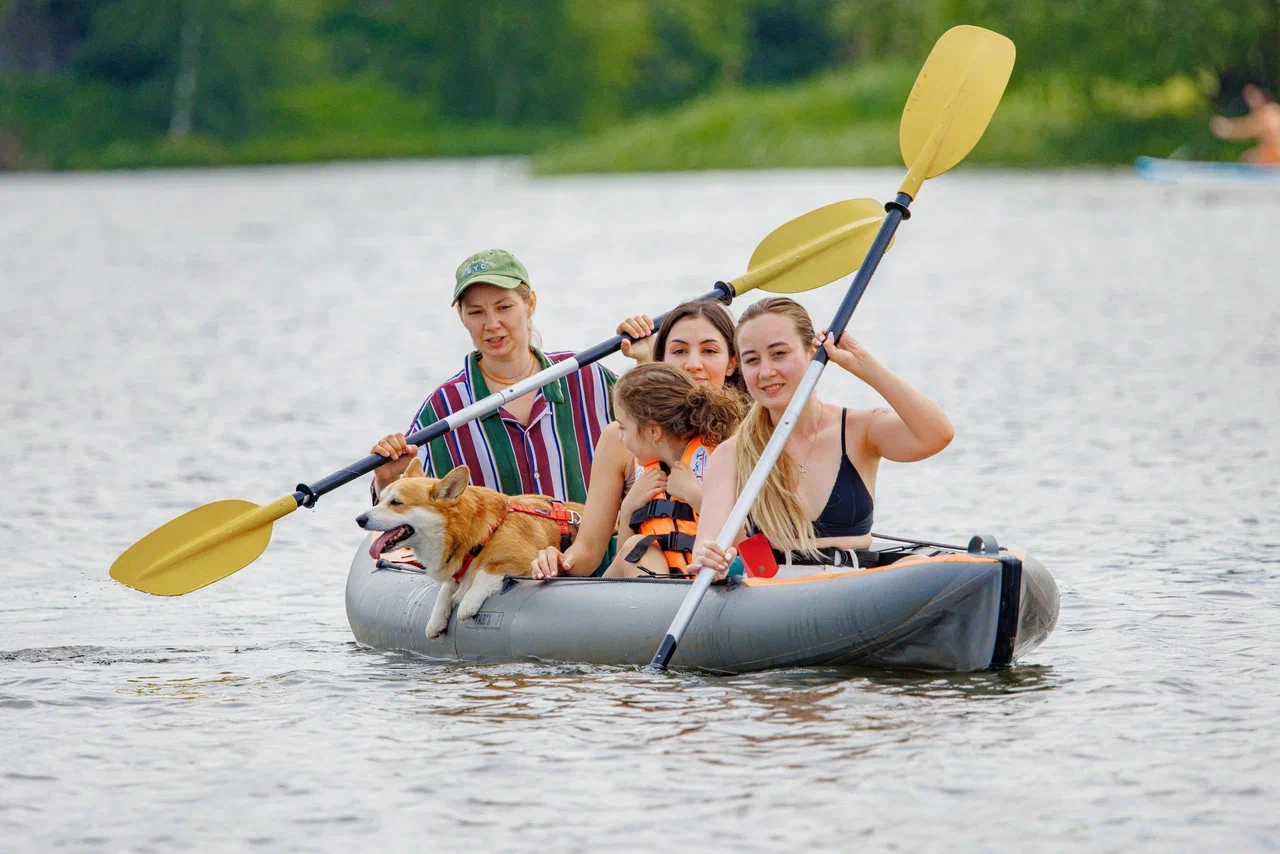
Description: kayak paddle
647,25,1016,671
110,198,890,596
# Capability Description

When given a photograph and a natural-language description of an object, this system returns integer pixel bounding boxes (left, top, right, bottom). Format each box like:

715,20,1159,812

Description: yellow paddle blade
109,496,299,596
731,198,887,296
898,25,1015,196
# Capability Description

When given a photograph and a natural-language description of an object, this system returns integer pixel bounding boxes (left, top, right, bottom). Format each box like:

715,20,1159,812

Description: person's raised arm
1212,114,1263,141
617,314,656,363
819,331,954,463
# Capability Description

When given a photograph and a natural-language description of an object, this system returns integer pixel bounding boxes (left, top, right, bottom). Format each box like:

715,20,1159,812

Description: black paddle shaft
811,194,912,368
290,281,738,508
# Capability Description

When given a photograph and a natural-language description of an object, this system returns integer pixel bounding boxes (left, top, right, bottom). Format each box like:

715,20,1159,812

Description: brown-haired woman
691,296,954,575
622,299,749,397
530,303,747,578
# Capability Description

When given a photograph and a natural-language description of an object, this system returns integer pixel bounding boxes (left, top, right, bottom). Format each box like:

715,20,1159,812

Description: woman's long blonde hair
733,297,819,556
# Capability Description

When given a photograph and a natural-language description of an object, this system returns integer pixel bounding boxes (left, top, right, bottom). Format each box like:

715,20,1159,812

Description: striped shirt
407,349,616,503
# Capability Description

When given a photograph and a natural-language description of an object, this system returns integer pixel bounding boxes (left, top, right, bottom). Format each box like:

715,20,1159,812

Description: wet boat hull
345,536,1059,674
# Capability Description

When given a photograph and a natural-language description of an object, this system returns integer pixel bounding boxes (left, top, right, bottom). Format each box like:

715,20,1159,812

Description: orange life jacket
625,437,712,571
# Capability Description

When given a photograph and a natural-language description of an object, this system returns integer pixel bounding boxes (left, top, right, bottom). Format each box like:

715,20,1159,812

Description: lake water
2,161,1278,851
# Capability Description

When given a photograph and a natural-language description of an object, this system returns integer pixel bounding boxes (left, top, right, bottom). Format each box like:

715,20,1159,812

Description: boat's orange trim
741,551,1026,587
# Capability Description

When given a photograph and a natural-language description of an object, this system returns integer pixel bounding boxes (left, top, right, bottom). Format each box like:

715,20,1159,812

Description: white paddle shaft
439,358,581,432
648,195,912,670
659,359,827,643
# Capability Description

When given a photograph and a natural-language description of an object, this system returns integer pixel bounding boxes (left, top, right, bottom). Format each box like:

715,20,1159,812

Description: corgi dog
356,459,583,639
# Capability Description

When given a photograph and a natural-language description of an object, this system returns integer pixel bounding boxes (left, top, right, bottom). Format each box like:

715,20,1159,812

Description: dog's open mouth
369,525,414,559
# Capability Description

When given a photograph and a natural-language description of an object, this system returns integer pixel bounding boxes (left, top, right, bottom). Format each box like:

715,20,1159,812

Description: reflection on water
126,674,253,701
2,162,1278,850
839,664,1063,698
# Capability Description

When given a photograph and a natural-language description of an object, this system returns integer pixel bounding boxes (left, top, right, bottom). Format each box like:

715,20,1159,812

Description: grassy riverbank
533,65,1244,174
3,64,1244,173
1,75,558,170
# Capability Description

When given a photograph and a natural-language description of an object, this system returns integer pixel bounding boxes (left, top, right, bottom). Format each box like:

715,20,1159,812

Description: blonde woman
369,248,650,507
691,297,954,576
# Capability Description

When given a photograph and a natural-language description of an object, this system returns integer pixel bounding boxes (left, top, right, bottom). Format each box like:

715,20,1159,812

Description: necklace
479,350,535,385
795,405,825,476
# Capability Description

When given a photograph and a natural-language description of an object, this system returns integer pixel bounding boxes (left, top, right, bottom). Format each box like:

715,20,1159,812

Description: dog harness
451,500,580,584
623,437,712,574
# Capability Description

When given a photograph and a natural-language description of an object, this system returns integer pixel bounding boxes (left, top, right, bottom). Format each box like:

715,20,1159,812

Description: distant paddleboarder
1211,84,1280,165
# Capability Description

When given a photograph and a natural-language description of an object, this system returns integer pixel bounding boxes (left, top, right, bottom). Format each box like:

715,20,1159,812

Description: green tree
940,0,1280,95
742,0,841,84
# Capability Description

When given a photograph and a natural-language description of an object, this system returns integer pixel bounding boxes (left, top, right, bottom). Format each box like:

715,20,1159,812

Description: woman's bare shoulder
843,404,893,430
598,421,627,453
593,422,631,468
842,405,895,458
708,436,738,466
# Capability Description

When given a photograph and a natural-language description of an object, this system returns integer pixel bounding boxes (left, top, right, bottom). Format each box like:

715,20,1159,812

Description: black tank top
745,408,874,541
811,408,874,538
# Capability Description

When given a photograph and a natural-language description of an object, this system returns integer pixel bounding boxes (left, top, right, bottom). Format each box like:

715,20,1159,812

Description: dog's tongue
369,529,404,559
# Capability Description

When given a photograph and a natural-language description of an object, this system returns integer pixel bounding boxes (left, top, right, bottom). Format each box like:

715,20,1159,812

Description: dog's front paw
425,616,449,639
456,602,480,623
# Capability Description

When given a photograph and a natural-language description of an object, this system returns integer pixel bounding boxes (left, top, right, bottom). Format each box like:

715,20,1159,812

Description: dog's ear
401,457,425,479
431,465,470,503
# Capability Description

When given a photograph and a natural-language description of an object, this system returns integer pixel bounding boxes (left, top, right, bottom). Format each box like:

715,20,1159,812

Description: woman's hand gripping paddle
647,25,1016,671
109,199,890,596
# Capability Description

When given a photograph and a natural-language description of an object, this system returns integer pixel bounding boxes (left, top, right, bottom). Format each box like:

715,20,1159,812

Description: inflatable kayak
1135,155,1280,183
345,533,1059,673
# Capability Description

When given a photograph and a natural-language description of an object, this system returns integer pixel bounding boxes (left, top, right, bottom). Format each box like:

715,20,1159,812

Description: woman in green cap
369,248,653,516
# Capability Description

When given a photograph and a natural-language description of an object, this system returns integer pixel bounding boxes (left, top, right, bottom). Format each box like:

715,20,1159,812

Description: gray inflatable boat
345,533,1058,674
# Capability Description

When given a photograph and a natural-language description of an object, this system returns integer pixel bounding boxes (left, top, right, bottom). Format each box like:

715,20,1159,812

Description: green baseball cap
452,248,530,305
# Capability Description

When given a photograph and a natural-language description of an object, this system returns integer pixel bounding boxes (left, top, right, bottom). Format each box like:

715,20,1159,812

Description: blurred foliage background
1,0,1277,171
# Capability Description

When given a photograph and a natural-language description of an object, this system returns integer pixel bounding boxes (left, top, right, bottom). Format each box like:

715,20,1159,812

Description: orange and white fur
356,460,582,639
